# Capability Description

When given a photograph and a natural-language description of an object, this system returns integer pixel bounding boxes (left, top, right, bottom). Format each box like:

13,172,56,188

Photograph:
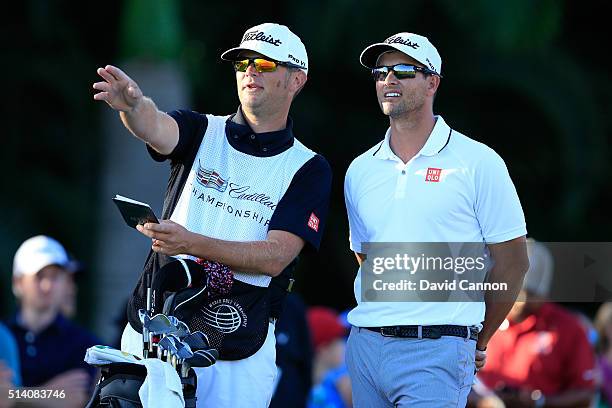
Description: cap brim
359,43,427,70
66,260,82,274
221,47,274,62
360,44,393,68
14,260,79,277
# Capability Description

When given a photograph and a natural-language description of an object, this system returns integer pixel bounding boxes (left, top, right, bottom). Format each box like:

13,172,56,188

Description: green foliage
120,0,184,61
441,0,563,51
0,1,108,315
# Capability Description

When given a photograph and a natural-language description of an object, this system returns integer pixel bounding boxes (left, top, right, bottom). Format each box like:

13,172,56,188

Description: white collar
374,116,452,161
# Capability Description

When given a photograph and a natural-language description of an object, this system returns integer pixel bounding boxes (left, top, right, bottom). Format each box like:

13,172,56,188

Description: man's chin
240,96,265,111
379,101,401,117
31,299,58,312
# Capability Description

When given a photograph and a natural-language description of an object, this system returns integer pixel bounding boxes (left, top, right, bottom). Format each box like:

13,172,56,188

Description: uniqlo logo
425,167,442,182
307,212,319,232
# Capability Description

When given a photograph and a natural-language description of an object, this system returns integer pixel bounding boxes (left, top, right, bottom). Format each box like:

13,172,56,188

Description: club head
164,334,184,354
158,336,179,355
175,321,191,338
182,331,210,351
167,316,190,338
145,313,175,335
165,334,182,343
176,342,194,359
185,348,219,368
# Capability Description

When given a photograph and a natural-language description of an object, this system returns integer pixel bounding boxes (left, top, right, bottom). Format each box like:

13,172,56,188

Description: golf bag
85,362,197,408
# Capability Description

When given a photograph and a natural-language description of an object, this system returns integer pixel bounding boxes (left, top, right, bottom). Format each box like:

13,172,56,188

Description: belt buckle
470,327,479,340
426,327,442,339
380,327,396,337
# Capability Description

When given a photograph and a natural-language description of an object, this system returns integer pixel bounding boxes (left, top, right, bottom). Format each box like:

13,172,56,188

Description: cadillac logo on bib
196,161,228,192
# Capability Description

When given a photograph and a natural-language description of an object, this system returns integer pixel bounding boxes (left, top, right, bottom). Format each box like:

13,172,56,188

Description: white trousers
121,322,277,408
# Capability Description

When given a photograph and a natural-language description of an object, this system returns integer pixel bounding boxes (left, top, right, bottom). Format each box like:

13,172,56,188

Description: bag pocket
167,280,271,360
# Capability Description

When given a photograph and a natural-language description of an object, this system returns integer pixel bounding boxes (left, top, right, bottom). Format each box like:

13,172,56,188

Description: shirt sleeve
72,330,103,387
268,155,332,250
146,109,208,163
0,323,21,386
474,150,527,243
344,164,368,253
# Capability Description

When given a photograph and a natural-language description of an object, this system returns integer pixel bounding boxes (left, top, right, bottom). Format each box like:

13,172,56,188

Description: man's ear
12,276,23,298
428,75,440,95
291,70,307,94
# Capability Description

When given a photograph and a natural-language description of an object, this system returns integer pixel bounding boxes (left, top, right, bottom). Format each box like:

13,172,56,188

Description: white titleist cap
221,23,308,74
13,235,77,277
360,32,442,76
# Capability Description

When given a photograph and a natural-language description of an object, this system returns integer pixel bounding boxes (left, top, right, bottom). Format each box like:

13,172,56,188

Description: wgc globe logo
201,299,247,333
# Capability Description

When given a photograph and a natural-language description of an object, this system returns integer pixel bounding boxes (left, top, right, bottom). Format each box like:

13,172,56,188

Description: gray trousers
346,326,476,408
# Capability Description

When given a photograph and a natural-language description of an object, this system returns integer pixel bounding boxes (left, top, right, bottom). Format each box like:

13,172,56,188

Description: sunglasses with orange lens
233,58,303,73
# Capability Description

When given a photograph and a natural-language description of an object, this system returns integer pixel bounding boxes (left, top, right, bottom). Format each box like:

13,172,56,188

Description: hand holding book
112,194,159,229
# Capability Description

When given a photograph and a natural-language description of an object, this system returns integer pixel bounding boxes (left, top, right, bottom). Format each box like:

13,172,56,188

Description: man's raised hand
93,65,143,112
92,64,179,154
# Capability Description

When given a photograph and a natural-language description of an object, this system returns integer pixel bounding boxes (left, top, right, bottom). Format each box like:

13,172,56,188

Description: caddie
93,23,332,407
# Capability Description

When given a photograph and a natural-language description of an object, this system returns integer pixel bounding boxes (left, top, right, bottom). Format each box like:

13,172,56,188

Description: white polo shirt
344,116,527,327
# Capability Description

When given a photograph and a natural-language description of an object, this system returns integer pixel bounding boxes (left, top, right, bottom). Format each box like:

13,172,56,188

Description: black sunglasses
233,57,304,73
372,64,440,81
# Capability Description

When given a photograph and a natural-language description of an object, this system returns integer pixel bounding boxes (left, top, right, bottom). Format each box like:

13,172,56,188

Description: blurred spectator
469,239,596,407
0,322,20,387
270,293,313,408
59,261,83,319
0,322,20,408
4,235,100,407
595,302,612,406
575,311,599,348
307,306,351,408
0,363,14,408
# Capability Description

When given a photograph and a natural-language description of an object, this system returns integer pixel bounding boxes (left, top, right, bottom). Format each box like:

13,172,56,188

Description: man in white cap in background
94,23,331,407
344,32,529,406
471,239,597,408
5,235,99,407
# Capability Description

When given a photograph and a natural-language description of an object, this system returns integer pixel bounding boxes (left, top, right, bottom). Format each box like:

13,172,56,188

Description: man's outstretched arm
93,64,178,155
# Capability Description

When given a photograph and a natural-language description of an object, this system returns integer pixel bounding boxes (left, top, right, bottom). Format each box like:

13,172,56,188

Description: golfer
344,32,529,407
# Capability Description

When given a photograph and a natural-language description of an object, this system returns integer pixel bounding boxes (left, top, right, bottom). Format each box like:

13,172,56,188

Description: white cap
523,239,554,297
13,235,77,277
360,32,442,76
221,23,308,74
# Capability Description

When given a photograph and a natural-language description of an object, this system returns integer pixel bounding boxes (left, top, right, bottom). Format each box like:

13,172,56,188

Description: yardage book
112,194,159,229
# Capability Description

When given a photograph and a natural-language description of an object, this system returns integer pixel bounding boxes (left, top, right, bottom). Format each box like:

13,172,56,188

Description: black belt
364,325,478,341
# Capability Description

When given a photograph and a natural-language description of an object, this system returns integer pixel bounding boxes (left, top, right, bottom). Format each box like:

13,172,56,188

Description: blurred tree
120,0,183,61
0,0,121,316
440,0,608,239
91,0,190,342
